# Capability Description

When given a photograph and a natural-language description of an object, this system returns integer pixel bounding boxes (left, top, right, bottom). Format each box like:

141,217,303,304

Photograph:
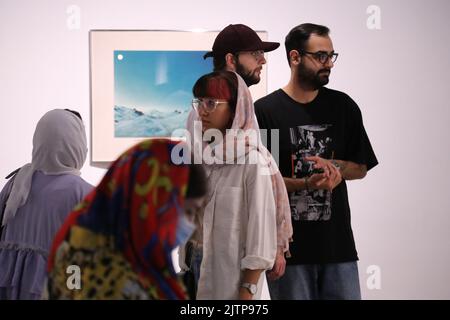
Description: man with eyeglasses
181,24,292,299
255,23,378,300
203,23,278,87
204,25,294,283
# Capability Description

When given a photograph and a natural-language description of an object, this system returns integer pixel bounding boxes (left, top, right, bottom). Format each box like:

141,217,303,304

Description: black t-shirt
255,87,378,264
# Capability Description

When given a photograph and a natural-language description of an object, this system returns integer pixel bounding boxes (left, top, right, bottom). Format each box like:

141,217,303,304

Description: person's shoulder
322,87,361,112
52,174,93,193
244,149,273,179
78,177,94,192
54,173,84,183
254,89,284,109
321,87,352,101
1,174,16,192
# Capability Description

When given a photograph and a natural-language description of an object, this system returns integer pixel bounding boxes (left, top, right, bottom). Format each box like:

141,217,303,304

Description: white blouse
197,151,277,300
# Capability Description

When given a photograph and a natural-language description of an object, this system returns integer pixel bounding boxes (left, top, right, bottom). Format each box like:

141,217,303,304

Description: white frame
90,30,268,162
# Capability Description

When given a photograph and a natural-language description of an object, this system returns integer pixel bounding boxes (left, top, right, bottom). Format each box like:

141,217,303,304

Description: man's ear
225,53,237,71
289,50,301,66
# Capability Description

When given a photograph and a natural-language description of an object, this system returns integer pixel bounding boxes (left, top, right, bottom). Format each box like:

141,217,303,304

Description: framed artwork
90,30,269,162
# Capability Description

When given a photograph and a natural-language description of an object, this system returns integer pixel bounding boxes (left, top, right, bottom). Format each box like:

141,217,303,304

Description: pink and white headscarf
187,72,293,253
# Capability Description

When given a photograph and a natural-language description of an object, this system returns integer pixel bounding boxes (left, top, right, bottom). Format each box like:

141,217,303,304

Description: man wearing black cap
203,24,279,87
204,25,292,284
255,23,378,300
183,24,290,299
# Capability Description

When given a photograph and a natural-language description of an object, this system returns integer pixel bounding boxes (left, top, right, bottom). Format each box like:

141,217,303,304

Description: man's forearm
283,177,307,193
334,160,367,180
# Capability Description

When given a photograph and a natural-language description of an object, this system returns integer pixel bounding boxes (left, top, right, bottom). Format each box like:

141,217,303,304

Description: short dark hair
185,164,207,199
212,55,227,71
285,23,330,65
212,52,243,73
192,71,238,114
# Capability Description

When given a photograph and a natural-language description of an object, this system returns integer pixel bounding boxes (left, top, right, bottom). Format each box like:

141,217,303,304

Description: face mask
175,213,196,247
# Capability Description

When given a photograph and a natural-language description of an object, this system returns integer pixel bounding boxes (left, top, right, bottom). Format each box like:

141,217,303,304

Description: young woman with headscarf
47,139,206,300
0,109,93,299
186,71,292,300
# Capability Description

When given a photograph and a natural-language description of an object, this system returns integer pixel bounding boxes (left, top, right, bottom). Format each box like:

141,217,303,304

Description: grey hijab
2,109,87,226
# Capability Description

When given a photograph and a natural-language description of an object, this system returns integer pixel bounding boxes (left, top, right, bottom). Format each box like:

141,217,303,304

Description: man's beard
236,61,261,87
297,62,330,90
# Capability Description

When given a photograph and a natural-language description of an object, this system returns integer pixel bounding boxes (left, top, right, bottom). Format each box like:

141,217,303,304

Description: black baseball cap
203,24,280,59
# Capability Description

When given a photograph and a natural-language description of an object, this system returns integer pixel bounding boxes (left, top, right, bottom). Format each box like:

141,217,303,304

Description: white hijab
2,109,87,226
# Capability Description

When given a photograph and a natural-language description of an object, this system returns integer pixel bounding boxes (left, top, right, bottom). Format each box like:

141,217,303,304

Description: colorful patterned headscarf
47,139,190,300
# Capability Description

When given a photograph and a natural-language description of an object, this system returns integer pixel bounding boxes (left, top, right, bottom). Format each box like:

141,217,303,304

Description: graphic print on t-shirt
289,124,332,221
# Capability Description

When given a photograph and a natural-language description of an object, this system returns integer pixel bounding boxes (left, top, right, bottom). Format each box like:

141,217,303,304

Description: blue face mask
175,214,196,247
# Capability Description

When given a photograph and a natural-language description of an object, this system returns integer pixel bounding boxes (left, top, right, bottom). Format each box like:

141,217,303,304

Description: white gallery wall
1,0,449,299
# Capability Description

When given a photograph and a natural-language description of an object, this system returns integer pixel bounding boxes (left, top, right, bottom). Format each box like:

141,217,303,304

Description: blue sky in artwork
114,50,212,113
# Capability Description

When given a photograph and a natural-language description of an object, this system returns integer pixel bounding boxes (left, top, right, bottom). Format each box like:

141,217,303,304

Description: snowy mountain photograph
114,50,212,137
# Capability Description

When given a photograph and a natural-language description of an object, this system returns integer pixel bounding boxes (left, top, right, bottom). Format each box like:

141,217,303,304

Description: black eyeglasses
191,98,227,113
301,51,338,64
235,50,265,62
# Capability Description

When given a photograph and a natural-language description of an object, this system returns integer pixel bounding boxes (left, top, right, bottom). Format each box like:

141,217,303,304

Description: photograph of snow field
114,50,212,137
